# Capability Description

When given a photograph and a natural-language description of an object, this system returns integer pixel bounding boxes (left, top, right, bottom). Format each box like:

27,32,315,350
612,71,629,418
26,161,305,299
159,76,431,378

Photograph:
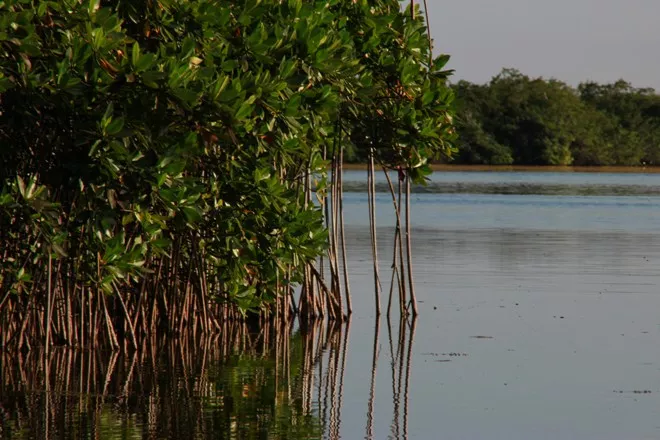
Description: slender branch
405,175,418,317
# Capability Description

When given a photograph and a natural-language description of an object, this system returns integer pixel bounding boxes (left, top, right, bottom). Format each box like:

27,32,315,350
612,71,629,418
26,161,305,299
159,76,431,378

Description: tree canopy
450,69,660,166
0,0,455,348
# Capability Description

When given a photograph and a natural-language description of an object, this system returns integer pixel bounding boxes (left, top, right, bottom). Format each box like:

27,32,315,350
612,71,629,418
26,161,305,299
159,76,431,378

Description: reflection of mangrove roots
385,315,417,440
1,319,352,439
366,317,381,440
364,315,417,440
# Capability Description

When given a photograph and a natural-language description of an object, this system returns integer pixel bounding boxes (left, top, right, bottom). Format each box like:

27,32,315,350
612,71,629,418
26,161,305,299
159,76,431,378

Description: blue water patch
340,192,660,233
341,170,660,196
343,169,660,186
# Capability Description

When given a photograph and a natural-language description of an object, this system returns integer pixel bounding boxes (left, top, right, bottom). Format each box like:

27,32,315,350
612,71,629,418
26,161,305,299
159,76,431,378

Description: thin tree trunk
368,151,381,316
45,253,53,353
405,176,418,316
338,147,352,315
423,0,433,64
101,292,119,350
115,287,138,350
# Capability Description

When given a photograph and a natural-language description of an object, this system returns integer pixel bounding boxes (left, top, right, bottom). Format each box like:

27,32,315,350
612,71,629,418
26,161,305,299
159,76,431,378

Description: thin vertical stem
398,175,407,315
381,166,403,318
338,144,352,316
101,292,118,350
330,148,343,319
405,176,418,317
115,287,138,351
45,253,53,353
368,151,382,316
423,0,433,65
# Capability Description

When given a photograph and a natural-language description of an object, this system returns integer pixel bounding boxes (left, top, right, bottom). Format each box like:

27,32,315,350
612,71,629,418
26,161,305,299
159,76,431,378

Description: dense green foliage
451,68,660,166
0,0,454,346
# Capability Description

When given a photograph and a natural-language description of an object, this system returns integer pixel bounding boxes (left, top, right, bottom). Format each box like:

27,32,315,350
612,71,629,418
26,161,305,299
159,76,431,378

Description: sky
426,0,660,89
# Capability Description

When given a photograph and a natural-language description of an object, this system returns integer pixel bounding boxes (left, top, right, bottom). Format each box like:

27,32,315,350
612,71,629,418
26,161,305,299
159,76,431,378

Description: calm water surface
342,169,660,196
2,172,660,439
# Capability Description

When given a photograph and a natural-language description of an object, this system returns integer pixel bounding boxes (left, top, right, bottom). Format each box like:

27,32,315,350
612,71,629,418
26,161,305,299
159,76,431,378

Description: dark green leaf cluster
0,0,454,316
451,69,660,166
339,1,456,181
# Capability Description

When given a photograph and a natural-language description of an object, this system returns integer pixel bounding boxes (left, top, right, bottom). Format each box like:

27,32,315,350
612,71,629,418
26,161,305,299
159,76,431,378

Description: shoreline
341,164,660,173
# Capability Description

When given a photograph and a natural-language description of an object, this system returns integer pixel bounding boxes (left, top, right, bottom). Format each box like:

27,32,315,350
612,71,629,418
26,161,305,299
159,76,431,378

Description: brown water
2,172,660,439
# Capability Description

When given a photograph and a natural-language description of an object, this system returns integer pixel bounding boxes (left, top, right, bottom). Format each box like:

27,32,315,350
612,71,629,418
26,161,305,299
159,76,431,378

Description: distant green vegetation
450,68,660,166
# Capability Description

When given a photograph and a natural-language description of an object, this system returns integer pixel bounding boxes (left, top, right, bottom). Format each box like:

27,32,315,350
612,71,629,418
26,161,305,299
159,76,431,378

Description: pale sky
426,0,660,89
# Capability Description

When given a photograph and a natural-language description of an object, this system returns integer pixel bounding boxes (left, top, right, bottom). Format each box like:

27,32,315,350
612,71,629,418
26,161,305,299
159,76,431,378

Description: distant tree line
449,68,660,166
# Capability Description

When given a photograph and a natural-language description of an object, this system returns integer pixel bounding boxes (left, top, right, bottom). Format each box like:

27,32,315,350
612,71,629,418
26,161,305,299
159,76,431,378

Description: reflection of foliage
452,69,660,166
206,333,322,439
0,322,350,439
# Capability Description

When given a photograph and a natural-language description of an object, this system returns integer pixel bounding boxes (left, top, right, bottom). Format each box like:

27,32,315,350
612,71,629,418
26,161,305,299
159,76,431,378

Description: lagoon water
3,171,660,439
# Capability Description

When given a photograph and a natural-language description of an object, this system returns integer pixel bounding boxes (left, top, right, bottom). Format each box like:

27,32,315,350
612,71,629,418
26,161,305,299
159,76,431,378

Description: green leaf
235,102,254,120
180,37,195,60
433,54,451,70
181,206,203,224
16,176,26,198
254,168,271,182
141,71,165,88
102,102,114,126
172,88,199,106
131,42,140,67
135,53,157,72
151,237,172,251
285,94,301,116
279,58,297,78
52,243,68,257
422,91,434,106
88,0,100,14
105,116,125,136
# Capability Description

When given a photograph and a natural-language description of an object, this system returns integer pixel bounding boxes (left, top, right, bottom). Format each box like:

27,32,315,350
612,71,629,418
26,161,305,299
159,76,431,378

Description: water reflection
387,318,416,440
0,318,417,440
361,316,417,440
1,322,324,439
